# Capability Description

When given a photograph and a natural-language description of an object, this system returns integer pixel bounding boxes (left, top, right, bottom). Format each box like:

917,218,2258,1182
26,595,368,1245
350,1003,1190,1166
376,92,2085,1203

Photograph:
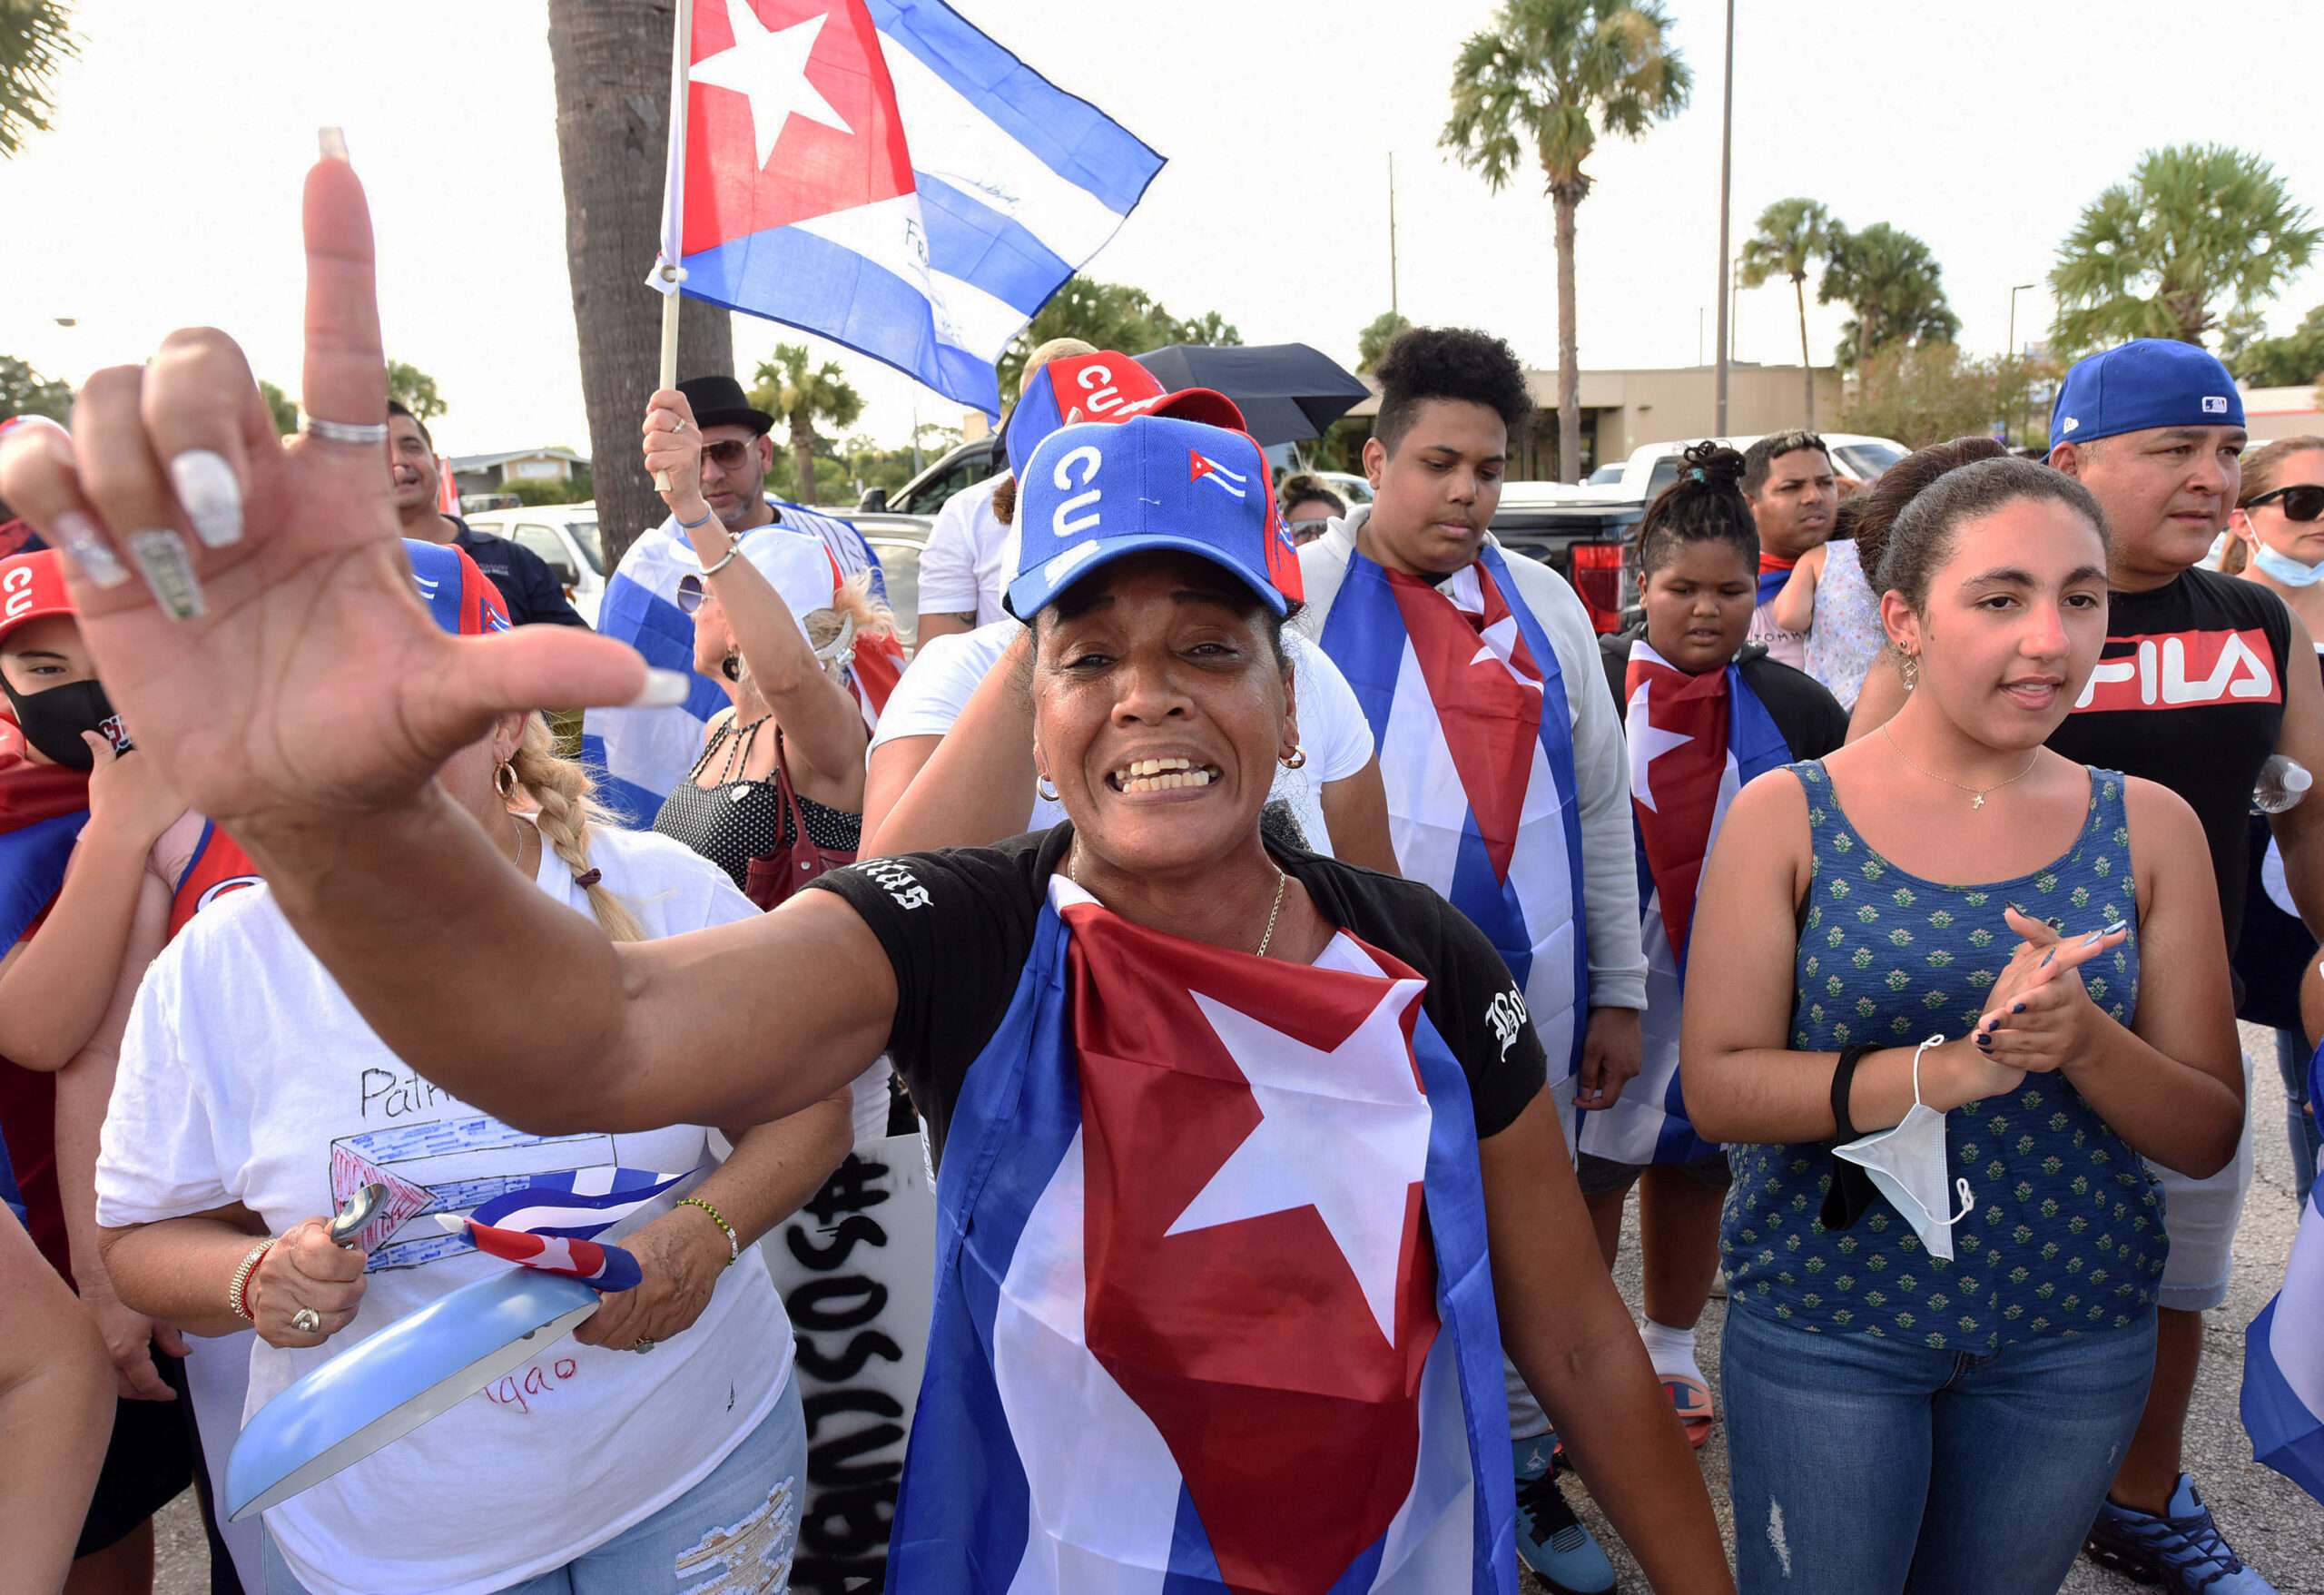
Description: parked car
1488,483,1649,635
1593,432,1907,504
855,436,1000,526
462,505,607,627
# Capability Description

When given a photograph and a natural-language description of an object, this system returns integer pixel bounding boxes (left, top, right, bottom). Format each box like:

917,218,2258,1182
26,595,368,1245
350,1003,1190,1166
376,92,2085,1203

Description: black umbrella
1134,343,1370,448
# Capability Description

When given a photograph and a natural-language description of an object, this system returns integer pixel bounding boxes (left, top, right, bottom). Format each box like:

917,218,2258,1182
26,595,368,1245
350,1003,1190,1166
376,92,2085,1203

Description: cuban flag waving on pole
890,874,1517,1590
1582,640,1791,1167
650,0,1164,417
1316,544,1591,1096
2242,1041,2324,1502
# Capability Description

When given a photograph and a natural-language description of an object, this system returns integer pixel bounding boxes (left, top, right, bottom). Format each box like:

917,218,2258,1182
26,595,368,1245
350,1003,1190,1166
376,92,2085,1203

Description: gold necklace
1069,840,1291,958
1879,724,2040,810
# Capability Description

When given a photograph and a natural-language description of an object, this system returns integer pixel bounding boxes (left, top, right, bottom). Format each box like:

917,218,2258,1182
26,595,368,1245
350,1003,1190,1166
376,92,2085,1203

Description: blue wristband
676,505,717,531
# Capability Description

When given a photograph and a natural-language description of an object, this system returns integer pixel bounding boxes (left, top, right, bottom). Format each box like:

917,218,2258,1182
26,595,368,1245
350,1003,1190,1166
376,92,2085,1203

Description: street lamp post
2006,282,2036,445
1712,0,1736,436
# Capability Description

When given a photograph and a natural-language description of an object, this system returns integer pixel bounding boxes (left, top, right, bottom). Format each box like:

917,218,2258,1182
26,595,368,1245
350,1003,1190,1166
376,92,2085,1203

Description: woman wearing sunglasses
644,388,897,912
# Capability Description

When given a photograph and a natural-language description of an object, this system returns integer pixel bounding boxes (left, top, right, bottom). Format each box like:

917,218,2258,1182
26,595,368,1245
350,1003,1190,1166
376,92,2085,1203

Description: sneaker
1512,1436,1616,1595
2083,1474,2279,1593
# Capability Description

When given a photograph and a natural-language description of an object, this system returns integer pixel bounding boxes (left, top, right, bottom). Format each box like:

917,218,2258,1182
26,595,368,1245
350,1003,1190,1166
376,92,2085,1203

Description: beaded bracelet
677,1196,740,1266
229,1237,276,1324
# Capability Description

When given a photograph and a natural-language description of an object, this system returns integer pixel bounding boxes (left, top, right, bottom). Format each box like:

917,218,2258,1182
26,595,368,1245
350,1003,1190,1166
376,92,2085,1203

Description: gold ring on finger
290,1306,322,1334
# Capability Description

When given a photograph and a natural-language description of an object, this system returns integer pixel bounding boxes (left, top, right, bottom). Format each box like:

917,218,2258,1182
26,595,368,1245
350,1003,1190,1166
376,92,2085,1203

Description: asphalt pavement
153,1027,2320,1594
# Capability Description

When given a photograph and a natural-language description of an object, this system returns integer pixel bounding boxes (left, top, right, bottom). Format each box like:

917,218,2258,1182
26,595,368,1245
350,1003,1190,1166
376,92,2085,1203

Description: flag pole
652,0,697,491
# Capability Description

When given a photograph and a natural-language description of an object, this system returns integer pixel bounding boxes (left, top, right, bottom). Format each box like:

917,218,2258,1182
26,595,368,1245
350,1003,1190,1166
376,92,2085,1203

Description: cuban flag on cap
889,873,1517,1588
2242,1040,2324,1502
580,511,901,827
402,539,511,636
650,0,1164,417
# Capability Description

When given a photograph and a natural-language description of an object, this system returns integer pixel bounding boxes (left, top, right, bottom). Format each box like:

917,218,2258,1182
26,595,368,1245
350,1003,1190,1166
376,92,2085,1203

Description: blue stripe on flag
684,227,1004,418
2242,1295,2324,1502
1159,1491,1229,1591
862,0,1165,217
885,906,1081,1581
914,172,1075,316
0,810,87,948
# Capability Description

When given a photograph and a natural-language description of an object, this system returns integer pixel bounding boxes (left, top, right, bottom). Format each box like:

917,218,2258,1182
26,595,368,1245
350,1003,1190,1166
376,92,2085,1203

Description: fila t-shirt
2044,567,2293,951
808,827,1549,1166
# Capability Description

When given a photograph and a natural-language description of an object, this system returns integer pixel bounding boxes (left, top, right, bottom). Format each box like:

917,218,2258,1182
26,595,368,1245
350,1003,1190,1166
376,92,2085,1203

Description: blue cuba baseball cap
1006,415,1302,621
2051,339,2245,447
403,539,511,635
1004,350,1245,480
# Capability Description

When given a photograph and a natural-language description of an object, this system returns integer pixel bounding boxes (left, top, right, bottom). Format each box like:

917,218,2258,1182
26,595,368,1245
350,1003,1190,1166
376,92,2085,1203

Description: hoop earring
1281,747,1308,770
1899,653,1921,692
494,761,518,800
1037,776,1060,802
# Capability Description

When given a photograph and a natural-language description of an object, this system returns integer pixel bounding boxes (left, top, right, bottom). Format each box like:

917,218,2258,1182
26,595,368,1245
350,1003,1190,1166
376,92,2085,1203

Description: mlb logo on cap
1008,416,1299,620
2051,338,2245,447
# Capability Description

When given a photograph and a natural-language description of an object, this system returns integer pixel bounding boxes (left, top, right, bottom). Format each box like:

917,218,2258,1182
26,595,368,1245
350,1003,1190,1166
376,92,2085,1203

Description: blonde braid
507,714,646,943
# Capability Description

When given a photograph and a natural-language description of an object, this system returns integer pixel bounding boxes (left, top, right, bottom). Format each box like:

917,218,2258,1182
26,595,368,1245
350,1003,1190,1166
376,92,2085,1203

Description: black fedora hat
678,373,774,436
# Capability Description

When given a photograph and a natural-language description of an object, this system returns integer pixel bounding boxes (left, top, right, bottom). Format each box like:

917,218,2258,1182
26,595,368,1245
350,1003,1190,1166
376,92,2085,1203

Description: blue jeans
2275,1027,2320,1207
265,1375,805,1594
1722,1305,2155,1594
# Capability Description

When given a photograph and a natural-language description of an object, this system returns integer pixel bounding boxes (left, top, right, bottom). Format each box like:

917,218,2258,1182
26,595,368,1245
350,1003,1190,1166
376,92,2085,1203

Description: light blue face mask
1832,1033,1974,1261
2250,541,2324,589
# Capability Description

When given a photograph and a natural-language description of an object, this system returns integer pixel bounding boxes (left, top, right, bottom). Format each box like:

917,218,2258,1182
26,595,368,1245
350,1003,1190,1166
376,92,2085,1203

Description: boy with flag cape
1589,445,1847,1450
1296,327,1648,1589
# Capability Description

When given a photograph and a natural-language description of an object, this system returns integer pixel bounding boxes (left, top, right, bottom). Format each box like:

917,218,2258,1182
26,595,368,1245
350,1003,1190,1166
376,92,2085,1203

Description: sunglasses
2244,484,2324,523
701,439,755,469
675,573,707,614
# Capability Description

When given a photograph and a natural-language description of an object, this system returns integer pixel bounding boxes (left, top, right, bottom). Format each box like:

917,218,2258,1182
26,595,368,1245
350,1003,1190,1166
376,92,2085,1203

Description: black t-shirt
808,827,1550,1165
2044,568,2293,956
447,519,588,628
1597,631,1851,760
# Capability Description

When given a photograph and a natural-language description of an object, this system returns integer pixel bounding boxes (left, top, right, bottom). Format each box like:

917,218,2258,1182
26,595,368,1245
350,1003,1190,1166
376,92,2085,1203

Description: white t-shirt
867,619,1376,853
97,825,792,1595
913,475,1015,627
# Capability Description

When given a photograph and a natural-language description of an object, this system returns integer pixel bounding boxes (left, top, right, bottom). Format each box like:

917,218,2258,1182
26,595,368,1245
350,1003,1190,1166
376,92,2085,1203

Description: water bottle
2255,754,2313,814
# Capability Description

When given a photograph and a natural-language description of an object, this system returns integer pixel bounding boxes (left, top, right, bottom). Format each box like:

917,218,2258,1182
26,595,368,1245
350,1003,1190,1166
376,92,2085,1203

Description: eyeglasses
701,439,755,469
675,574,707,614
2244,484,2324,523
1288,518,1333,546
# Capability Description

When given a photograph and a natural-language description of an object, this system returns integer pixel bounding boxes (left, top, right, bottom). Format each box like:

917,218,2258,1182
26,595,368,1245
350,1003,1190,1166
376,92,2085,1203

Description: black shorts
1574,1148,1733,1199
75,1345,195,1559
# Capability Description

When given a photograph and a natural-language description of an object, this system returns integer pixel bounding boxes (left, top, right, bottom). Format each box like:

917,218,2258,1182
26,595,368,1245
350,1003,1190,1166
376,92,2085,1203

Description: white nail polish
167,449,244,547
628,667,694,709
125,529,206,620
318,126,350,162
52,510,130,587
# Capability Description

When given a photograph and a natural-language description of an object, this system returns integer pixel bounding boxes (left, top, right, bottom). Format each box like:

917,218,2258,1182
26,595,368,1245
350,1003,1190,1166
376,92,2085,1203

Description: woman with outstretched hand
0,146,1732,1593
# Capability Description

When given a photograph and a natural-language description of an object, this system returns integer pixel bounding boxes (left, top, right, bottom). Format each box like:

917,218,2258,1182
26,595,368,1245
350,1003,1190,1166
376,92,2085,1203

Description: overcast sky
5,0,2320,458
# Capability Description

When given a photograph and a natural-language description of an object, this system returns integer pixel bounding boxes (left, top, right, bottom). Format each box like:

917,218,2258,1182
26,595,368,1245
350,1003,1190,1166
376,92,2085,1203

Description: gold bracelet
677,1196,739,1266
229,1236,275,1324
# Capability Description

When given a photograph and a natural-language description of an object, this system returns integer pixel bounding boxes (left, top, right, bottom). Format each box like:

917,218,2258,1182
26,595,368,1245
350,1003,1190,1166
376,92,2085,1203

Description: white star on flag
691,0,854,172
1624,680,1693,813
1166,980,1434,1344
1472,614,1543,694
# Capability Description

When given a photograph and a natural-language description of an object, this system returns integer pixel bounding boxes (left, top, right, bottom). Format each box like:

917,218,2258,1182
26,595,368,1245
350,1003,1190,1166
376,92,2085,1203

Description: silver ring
305,416,389,446
672,417,688,432
290,1306,322,1334
633,1337,656,1354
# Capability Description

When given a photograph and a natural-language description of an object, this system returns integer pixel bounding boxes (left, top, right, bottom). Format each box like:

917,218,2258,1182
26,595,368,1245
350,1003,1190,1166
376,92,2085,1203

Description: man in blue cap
1854,339,2311,1591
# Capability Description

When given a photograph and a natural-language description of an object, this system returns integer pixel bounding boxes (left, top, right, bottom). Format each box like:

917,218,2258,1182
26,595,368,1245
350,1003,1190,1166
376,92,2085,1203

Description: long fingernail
319,125,350,162
2039,949,2055,968
51,510,129,587
167,449,243,547
1976,1033,1993,1049
125,529,205,620
2004,901,2024,914
628,667,694,708
2013,1001,2026,1014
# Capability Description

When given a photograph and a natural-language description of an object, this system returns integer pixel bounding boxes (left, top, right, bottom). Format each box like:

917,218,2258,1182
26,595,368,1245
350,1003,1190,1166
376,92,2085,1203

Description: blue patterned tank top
1722,760,2165,1351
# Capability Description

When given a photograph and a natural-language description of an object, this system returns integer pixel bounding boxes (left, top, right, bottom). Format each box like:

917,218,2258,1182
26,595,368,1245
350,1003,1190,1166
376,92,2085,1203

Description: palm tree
1819,222,1960,372
0,0,77,158
2051,143,2319,358
1355,311,1412,378
753,346,863,507
1738,198,1837,428
1443,0,1689,482
547,0,734,566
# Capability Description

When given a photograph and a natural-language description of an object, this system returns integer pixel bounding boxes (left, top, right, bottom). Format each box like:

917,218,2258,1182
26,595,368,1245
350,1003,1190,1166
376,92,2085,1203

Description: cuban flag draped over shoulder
652,0,1164,417
2242,1041,2324,1502
1316,544,1590,1092
1581,639,1791,1166
0,717,89,950
580,508,901,827
891,873,1515,1590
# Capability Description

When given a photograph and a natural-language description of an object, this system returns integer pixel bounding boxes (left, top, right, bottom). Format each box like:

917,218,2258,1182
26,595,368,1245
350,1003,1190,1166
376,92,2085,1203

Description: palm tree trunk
547,0,734,569
793,422,818,506
1553,189,1581,483
1794,274,1816,430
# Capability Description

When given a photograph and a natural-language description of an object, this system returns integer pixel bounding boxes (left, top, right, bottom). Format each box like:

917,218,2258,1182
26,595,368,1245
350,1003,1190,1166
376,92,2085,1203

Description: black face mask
0,677,128,772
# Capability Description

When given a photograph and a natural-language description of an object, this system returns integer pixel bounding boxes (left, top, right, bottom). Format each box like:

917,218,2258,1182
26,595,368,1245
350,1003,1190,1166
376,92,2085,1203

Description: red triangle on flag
330,1141,436,1256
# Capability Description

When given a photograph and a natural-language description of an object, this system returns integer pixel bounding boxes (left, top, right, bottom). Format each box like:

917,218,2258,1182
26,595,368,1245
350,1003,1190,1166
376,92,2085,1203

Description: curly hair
1633,442,1756,579
1373,328,1532,454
